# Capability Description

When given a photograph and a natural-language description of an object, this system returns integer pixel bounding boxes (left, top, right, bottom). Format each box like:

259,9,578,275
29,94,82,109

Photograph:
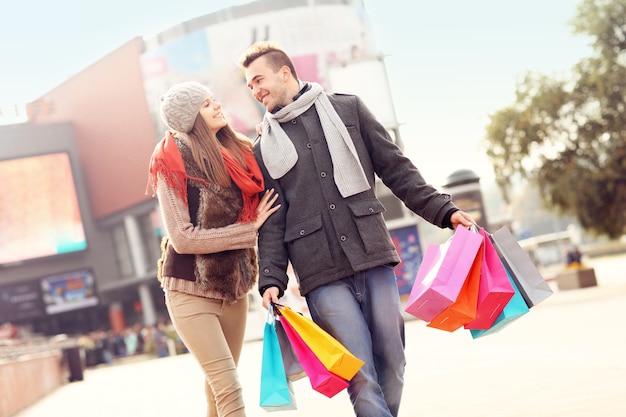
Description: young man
240,42,476,417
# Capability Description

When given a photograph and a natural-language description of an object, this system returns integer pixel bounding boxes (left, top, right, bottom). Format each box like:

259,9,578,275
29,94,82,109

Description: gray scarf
260,82,370,198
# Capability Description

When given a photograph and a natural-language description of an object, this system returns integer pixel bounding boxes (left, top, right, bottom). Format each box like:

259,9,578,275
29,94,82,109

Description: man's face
245,56,290,112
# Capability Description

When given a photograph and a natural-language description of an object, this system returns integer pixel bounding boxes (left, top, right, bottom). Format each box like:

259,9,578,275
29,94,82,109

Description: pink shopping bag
278,309,349,398
428,239,483,332
405,226,483,322
469,268,530,339
464,228,515,330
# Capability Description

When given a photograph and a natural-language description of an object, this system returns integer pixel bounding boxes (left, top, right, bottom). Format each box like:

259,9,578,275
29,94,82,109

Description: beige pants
165,290,248,417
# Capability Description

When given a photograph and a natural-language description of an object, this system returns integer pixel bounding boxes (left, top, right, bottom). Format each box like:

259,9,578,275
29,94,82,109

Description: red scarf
147,132,265,223
220,146,264,222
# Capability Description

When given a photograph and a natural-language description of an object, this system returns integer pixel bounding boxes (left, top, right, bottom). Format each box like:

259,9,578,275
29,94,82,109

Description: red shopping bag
464,228,515,330
469,268,530,339
405,226,483,321
427,237,483,332
276,307,349,398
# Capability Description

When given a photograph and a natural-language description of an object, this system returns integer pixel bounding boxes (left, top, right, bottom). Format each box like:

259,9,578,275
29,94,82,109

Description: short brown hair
239,41,299,80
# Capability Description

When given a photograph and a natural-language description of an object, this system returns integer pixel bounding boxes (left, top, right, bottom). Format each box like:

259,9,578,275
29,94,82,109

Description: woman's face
199,96,227,135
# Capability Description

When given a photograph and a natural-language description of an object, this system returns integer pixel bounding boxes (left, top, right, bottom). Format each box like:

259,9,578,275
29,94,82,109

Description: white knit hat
160,81,212,133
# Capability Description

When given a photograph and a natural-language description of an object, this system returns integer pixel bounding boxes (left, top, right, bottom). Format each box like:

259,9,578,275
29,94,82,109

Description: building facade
0,0,422,336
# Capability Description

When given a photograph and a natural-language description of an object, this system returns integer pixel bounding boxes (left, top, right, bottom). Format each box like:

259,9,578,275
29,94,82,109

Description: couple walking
147,41,476,417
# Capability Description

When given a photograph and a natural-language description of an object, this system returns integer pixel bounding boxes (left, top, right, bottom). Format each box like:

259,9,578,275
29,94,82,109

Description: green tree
484,0,626,239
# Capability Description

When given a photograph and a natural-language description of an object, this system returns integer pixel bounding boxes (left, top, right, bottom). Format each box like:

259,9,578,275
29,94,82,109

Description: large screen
0,152,87,266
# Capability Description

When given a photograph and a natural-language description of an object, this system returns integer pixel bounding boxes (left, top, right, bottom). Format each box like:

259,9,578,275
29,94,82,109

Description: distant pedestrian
566,246,582,267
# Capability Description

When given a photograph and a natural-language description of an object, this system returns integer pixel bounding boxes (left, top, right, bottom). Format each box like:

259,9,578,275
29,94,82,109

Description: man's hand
450,210,477,229
262,286,280,309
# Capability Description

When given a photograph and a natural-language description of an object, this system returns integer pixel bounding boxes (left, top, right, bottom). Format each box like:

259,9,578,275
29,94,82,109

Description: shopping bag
260,310,297,411
464,228,515,330
469,268,530,339
277,307,349,398
427,237,483,332
276,304,364,381
275,318,307,382
490,227,553,307
405,226,484,322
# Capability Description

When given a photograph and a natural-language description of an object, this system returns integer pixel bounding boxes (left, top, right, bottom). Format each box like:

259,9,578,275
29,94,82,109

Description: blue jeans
305,265,405,417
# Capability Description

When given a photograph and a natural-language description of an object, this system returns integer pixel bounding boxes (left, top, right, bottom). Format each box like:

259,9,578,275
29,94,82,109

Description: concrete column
124,215,158,328
124,215,148,276
138,283,157,326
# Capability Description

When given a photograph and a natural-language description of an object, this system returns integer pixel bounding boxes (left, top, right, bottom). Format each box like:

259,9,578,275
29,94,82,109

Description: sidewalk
12,254,626,417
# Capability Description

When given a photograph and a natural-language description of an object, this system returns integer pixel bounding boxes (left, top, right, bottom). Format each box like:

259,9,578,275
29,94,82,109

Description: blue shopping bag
260,309,297,411
469,268,530,339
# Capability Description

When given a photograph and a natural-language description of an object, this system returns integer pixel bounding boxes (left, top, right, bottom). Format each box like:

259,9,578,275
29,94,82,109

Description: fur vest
160,138,257,302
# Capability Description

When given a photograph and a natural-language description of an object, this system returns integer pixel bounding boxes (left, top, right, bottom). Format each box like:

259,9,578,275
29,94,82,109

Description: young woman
147,81,279,417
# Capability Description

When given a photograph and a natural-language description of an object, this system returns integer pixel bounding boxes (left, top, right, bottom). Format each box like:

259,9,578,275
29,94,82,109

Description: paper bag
464,228,515,330
405,226,483,321
469,268,530,339
490,227,553,307
428,239,483,332
278,310,349,398
260,310,297,411
276,318,307,382
277,304,364,381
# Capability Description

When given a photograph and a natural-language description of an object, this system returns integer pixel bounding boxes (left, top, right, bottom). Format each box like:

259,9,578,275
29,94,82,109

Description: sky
0,0,592,187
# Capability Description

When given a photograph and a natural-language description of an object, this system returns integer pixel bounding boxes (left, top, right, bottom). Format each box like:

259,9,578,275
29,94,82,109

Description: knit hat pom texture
160,81,212,133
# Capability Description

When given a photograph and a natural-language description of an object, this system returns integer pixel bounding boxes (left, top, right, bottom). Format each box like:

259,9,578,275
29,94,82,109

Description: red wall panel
29,37,157,219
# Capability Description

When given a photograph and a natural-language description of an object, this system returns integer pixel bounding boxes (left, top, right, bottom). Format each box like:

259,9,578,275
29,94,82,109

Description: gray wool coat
254,92,458,297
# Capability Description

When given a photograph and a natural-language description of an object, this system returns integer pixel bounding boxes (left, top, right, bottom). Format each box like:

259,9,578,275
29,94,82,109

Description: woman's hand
254,188,281,232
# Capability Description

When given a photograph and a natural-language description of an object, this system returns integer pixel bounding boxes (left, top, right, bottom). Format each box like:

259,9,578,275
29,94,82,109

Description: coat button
340,235,347,241
291,119,297,124
329,204,336,210
306,143,312,149
299,230,305,236
368,207,374,213
263,268,270,274
320,172,327,178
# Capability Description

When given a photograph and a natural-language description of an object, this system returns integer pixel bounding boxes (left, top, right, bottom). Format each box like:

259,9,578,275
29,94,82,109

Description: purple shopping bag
405,226,483,322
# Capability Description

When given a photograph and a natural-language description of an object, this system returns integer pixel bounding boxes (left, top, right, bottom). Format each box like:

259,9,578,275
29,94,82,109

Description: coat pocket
348,199,395,254
284,213,334,277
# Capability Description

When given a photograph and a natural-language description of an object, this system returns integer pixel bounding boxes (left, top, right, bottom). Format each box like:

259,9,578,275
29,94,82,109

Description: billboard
0,152,87,267
390,224,423,299
0,280,45,323
40,269,98,315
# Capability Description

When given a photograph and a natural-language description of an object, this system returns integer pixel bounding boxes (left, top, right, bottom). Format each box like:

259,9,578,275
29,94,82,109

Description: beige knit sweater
155,176,258,300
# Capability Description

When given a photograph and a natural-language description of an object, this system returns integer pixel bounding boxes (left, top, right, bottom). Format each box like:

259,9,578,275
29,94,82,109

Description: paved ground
13,254,626,417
